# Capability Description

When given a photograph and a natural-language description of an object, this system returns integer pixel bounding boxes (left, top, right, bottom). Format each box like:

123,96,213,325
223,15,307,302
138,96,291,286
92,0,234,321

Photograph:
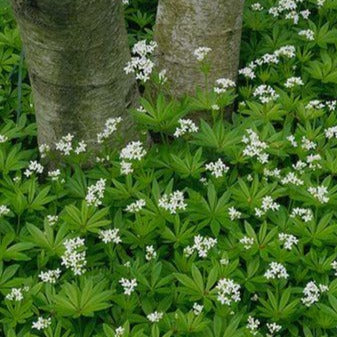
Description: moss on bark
10,0,138,151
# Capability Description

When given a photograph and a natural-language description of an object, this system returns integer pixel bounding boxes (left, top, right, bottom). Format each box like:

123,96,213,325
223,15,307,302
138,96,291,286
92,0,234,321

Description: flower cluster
284,76,304,88
290,207,313,222
308,185,329,204
24,160,44,177
242,129,269,163
302,281,328,307
158,191,187,214
38,269,61,284
97,117,122,143
264,262,289,279
184,235,217,258
99,229,122,244
214,78,236,93
174,119,199,138
86,178,106,207
125,199,146,213
32,317,51,330
278,233,298,250
124,40,157,82
216,278,241,305
205,158,229,178
61,237,87,275
0,205,10,216
253,85,279,104
193,47,212,61
255,196,280,217
119,278,137,296
239,45,296,79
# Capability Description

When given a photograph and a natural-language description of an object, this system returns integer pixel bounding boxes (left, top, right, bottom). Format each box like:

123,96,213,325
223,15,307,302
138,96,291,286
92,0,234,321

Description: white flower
174,119,198,137
115,326,125,337
24,160,44,177
159,191,187,214
290,207,313,222
325,126,337,139
263,168,281,179
302,281,328,307
264,262,289,280
120,160,133,175
39,143,50,158
61,237,87,275
205,159,229,178
301,137,316,151
306,100,325,110
274,45,296,58
6,288,24,301
184,235,217,258
39,269,61,284
242,129,269,163
247,316,260,335
287,135,298,147
192,303,203,316
228,207,242,220
281,172,304,186
215,278,241,305
97,117,122,143
307,154,321,170
239,66,256,79
119,278,137,296
158,69,167,84
99,229,122,244
255,196,280,217
240,236,254,249
214,78,236,93
147,311,163,323
124,40,157,82
251,3,263,11
331,261,337,276
193,47,212,61
122,0,129,5
279,233,298,250
292,160,306,172
284,76,304,88
253,85,279,104
0,205,10,216
298,29,315,40
48,169,61,181
317,0,326,7
74,140,87,154
125,199,146,213
120,141,146,161
32,317,51,330
86,178,106,207
266,322,282,337
46,215,58,226
55,133,74,155
327,100,337,111
308,185,329,203
145,245,157,261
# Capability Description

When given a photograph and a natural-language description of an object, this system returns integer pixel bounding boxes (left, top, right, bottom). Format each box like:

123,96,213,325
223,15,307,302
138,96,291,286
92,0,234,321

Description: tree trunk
10,0,138,151
154,0,244,98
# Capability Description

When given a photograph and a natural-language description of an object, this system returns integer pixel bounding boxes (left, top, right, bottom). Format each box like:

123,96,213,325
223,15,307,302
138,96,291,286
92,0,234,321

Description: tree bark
154,0,245,98
10,0,138,150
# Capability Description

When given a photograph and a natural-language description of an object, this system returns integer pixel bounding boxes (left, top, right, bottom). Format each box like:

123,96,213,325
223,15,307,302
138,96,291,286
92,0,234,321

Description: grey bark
10,0,138,151
154,0,245,97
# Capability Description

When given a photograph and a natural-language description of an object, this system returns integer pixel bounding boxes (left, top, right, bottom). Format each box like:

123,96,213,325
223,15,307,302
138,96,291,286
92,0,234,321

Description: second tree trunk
154,0,245,97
